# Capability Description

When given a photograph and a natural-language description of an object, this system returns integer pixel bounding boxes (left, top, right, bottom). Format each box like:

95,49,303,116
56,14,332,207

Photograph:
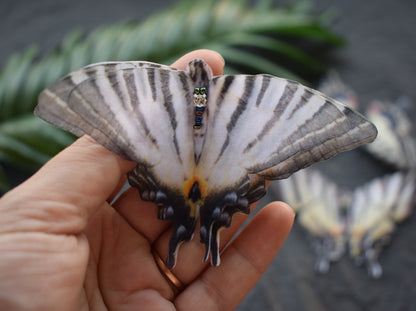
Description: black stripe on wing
216,75,256,163
243,79,299,153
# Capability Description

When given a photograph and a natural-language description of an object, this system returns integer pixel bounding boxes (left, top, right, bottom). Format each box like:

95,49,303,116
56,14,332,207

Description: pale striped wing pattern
35,59,377,268
36,61,180,159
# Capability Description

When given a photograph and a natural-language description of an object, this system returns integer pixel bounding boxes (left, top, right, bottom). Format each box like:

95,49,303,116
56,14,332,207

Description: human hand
0,50,294,311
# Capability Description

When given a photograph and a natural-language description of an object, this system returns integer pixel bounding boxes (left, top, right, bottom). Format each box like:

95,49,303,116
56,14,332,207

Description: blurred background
1,0,415,310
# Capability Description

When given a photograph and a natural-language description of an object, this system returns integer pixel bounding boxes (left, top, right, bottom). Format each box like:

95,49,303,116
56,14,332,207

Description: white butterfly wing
36,63,201,265
196,74,376,264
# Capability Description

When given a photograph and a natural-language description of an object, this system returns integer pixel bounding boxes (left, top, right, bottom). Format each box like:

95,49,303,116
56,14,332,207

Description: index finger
170,49,224,74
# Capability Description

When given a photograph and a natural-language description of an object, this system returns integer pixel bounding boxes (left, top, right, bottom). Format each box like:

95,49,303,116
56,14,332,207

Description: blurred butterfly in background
348,170,416,278
34,59,377,268
318,70,359,111
274,166,415,278
273,169,350,274
365,97,416,170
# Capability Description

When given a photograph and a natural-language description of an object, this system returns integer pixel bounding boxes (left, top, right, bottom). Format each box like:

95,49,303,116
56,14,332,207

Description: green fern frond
0,0,343,190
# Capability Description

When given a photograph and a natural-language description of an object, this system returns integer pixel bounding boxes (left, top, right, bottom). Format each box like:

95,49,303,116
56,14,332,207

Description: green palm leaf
0,0,343,191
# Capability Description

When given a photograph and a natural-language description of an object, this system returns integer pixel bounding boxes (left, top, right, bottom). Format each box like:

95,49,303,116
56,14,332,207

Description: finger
170,49,225,75
0,136,136,234
174,202,294,311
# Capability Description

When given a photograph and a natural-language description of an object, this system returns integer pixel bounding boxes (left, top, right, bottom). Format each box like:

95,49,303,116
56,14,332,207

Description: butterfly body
193,87,207,129
35,58,377,268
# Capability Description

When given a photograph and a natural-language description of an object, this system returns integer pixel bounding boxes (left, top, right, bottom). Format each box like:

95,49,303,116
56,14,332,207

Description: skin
0,49,294,311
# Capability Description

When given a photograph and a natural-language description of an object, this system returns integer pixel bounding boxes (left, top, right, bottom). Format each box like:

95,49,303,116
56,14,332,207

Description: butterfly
274,169,350,274
35,59,377,268
347,170,416,278
365,98,416,170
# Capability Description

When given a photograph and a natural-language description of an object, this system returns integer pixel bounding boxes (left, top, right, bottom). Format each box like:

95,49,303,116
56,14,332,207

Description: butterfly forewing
38,62,195,175
200,74,377,184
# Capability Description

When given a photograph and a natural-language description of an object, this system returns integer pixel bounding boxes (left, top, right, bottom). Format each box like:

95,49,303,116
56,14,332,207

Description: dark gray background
1,0,415,310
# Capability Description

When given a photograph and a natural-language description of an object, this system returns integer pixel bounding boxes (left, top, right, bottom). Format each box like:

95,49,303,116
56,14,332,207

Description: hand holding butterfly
0,50,294,311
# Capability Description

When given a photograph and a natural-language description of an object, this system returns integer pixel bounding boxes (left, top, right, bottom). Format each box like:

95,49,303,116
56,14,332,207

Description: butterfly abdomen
187,60,213,162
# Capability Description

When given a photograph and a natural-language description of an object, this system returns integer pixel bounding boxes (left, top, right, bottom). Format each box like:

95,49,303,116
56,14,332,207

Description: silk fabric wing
35,59,377,268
